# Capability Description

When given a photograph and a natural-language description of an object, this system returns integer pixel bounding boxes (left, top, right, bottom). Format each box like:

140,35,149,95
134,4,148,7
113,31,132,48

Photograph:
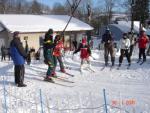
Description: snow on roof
0,14,93,33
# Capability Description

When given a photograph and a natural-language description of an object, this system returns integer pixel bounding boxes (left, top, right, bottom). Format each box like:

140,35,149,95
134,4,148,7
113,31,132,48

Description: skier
118,33,131,67
43,29,57,82
73,37,91,72
128,31,137,57
10,31,27,87
137,29,149,63
53,35,66,74
101,27,115,66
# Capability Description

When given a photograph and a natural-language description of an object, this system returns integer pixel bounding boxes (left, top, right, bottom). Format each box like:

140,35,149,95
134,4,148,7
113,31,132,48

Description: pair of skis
137,60,145,65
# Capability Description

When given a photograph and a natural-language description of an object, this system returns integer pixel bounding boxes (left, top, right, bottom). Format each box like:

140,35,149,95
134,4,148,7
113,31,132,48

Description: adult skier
118,33,131,67
137,30,149,63
43,29,57,82
101,27,115,66
10,31,27,87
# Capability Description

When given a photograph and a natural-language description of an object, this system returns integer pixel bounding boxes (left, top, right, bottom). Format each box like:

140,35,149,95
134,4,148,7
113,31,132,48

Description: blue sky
27,0,125,12
31,0,66,7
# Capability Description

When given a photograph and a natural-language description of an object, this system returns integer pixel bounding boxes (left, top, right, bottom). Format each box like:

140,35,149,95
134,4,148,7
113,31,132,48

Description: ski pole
103,89,108,113
3,76,7,113
39,89,44,113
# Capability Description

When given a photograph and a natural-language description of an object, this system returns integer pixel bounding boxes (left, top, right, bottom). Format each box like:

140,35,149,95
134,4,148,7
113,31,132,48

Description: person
72,39,77,50
128,31,137,57
73,37,91,72
118,33,131,67
10,31,27,87
101,27,115,66
1,45,6,61
137,30,149,62
43,29,57,82
53,35,66,74
26,50,31,65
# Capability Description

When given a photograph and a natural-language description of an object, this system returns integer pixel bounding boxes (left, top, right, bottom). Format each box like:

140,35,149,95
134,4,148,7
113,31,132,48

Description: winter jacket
74,43,91,59
138,35,149,49
120,38,130,50
53,40,64,57
102,33,113,44
10,38,27,65
43,35,56,60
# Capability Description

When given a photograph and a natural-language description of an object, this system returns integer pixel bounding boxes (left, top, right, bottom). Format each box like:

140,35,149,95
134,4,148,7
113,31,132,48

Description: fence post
39,89,44,113
103,89,108,113
3,76,7,113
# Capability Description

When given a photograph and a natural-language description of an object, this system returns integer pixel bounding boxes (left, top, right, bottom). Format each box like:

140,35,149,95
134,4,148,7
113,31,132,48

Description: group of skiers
102,27,149,68
8,26,150,86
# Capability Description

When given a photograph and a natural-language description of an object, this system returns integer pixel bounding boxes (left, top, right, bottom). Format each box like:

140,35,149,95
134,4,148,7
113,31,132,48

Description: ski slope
0,48,150,113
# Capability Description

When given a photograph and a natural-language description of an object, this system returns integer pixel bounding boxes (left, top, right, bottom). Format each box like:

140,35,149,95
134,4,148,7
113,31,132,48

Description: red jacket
138,35,148,48
53,40,64,56
74,44,91,59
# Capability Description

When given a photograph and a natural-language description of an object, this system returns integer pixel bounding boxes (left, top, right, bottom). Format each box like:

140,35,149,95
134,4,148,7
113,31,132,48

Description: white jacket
120,38,130,49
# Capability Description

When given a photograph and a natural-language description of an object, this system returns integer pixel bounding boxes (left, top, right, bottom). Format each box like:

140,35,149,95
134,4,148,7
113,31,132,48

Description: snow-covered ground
0,47,150,113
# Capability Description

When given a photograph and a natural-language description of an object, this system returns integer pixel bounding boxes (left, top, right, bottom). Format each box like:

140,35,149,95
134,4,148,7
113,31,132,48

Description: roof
0,14,93,33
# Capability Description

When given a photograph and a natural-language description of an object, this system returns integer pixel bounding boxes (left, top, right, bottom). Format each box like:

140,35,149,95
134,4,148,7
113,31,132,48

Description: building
0,14,93,52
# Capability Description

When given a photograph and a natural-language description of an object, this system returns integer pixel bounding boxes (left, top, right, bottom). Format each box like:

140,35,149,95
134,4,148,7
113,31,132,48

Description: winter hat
13,31,19,37
82,38,87,44
47,29,53,35
123,33,127,38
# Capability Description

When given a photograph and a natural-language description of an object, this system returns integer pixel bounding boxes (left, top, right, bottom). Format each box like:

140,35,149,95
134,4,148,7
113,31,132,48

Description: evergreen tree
133,0,149,26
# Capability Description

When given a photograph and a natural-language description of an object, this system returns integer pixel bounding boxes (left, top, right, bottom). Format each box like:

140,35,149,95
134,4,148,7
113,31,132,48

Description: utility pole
131,0,135,32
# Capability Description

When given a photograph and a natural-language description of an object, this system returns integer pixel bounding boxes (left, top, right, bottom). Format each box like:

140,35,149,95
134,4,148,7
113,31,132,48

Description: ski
137,60,141,63
64,72,74,77
43,77,74,87
140,61,145,65
110,66,114,71
52,77,74,83
127,65,130,69
87,67,95,72
101,66,106,71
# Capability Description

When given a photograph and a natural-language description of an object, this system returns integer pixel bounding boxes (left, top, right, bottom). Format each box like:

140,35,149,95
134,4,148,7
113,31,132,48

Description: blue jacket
10,38,27,65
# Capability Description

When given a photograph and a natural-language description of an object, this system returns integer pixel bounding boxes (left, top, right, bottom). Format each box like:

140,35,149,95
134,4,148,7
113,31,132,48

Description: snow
0,46,150,113
0,14,93,32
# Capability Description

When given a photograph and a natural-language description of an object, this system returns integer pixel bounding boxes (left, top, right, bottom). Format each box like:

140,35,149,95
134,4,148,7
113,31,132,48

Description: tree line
0,0,149,34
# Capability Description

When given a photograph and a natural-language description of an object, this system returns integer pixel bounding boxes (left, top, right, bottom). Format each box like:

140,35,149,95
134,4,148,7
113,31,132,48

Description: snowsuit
10,34,27,86
119,37,131,66
102,32,115,66
73,39,91,70
138,34,149,61
43,34,57,78
53,38,65,72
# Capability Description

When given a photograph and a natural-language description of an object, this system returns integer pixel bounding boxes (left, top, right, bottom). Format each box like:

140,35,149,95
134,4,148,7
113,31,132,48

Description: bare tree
0,0,9,13
104,0,115,24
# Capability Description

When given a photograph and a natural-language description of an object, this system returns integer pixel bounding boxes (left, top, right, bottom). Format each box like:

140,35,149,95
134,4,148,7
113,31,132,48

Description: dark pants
139,48,146,61
1,53,5,61
14,65,25,85
119,49,131,64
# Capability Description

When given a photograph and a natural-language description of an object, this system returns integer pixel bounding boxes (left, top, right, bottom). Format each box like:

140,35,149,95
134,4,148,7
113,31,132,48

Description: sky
27,0,125,12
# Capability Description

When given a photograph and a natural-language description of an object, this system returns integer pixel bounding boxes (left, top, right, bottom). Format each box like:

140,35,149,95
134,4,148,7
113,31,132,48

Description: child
118,33,131,67
53,35,66,74
73,37,91,72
